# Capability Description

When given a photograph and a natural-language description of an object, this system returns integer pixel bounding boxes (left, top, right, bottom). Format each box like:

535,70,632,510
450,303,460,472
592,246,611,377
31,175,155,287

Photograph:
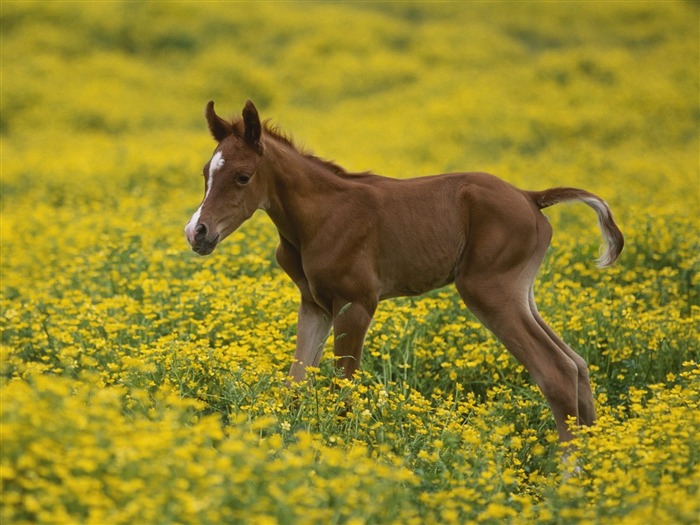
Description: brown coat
185,100,624,442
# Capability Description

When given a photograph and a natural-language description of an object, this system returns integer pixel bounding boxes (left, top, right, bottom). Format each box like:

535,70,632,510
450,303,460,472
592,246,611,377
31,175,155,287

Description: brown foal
185,100,624,442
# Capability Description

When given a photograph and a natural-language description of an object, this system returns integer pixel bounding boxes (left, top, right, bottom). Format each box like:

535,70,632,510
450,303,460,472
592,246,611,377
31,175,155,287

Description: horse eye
236,174,251,186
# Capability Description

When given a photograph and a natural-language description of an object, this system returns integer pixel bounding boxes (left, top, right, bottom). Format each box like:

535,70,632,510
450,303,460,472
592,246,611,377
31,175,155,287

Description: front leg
277,238,333,382
288,299,332,382
332,300,376,379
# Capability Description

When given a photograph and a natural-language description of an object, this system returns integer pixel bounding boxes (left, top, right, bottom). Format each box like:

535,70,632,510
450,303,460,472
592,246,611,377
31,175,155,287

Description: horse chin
191,235,220,256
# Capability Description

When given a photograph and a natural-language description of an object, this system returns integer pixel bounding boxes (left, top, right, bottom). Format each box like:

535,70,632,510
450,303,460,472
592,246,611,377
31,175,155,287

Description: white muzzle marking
185,151,225,243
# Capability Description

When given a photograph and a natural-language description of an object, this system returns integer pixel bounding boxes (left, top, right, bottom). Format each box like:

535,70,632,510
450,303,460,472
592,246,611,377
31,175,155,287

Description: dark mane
230,115,362,177
262,120,350,176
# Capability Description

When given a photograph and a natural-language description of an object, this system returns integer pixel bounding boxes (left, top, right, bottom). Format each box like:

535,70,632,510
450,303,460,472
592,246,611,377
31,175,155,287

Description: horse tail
527,187,624,268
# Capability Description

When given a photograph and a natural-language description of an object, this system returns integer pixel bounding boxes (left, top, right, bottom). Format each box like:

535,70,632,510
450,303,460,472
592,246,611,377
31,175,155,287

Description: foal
185,100,624,442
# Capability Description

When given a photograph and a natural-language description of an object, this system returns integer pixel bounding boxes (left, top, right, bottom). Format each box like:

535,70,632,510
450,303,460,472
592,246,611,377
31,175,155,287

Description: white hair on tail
581,196,617,267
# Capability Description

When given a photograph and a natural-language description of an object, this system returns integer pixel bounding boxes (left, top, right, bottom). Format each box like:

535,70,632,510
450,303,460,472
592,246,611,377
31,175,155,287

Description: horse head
185,100,265,255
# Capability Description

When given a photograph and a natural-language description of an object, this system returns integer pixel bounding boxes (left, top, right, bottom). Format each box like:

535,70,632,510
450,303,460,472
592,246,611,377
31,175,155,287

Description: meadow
1,1,699,523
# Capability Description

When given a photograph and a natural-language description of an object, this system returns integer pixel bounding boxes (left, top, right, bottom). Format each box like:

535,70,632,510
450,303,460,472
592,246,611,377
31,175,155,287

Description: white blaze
185,151,225,242
208,151,225,192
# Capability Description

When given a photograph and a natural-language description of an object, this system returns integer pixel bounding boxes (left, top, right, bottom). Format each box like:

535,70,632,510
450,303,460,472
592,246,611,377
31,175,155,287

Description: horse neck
259,138,345,248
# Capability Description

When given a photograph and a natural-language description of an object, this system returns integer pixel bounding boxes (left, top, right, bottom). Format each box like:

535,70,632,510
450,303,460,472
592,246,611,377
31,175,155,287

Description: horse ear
205,101,231,142
242,100,262,153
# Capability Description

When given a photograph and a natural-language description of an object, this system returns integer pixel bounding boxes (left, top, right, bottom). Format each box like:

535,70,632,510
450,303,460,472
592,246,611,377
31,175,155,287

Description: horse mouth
191,234,220,255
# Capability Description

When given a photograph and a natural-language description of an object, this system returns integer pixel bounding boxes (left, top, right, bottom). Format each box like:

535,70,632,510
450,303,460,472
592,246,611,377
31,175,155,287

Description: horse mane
228,115,370,177
261,120,351,176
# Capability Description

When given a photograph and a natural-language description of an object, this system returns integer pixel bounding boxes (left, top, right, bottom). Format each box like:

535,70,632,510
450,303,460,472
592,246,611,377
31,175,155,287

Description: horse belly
368,175,469,300
377,228,462,299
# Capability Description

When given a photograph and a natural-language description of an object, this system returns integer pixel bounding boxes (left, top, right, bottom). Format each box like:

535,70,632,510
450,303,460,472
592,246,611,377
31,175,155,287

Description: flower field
1,1,699,523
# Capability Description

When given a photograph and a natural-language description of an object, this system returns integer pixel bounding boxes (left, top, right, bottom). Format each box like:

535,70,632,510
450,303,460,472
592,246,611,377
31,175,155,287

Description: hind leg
528,287,596,425
456,274,581,442
455,183,591,440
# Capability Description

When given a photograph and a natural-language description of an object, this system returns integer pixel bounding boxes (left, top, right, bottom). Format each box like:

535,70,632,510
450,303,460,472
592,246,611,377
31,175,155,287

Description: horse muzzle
185,221,220,255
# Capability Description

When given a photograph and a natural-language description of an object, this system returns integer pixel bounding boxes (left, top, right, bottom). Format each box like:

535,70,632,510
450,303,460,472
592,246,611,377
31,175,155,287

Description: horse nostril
194,223,208,240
